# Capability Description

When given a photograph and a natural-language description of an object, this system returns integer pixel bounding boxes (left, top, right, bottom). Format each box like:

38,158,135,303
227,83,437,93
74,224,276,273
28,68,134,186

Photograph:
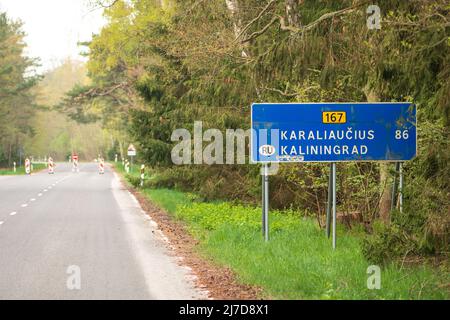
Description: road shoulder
112,166,261,300
111,171,207,300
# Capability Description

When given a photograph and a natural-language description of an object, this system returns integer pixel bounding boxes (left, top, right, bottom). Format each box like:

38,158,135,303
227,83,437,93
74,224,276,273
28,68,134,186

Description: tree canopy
0,12,40,165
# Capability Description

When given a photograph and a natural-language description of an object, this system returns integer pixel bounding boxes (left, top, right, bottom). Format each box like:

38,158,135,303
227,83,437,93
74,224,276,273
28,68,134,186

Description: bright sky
0,0,106,72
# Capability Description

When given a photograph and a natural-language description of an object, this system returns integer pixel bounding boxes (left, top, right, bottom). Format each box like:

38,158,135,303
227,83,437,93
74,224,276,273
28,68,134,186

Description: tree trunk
225,0,240,35
286,0,302,27
8,142,12,167
378,162,391,224
119,139,124,160
364,85,391,224
225,0,248,57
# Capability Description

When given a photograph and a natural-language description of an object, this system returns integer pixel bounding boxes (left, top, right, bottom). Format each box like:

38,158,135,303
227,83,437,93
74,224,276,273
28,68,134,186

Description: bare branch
235,0,277,41
241,16,278,44
262,85,320,97
280,1,372,33
240,1,371,44
98,0,120,8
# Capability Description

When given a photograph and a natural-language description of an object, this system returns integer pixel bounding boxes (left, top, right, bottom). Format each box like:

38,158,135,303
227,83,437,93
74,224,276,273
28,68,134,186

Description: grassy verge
0,163,46,175
113,162,141,179
114,165,449,300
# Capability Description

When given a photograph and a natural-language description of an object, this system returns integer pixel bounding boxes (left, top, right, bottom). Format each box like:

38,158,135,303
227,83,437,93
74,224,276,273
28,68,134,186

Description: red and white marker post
98,158,105,174
48,157,55,174
25,158,31,175
72,154,79,172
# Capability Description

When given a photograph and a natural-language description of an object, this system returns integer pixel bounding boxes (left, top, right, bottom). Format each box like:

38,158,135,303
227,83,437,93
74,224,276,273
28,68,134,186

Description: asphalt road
0,162,204,300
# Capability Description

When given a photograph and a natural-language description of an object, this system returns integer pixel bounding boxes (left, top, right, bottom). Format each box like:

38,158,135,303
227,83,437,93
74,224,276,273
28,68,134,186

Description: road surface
0,162,204,300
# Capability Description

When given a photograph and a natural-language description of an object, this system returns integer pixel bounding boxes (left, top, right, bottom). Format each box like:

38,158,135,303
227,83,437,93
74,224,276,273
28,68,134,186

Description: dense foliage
0,12,39,166
63,0,449,264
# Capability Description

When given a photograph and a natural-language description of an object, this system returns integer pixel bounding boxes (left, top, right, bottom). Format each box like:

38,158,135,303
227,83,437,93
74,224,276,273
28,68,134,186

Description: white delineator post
140,164,145,187
13,162,16,173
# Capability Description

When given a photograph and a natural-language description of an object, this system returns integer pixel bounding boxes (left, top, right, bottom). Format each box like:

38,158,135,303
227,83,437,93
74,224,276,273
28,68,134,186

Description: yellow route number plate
322,111,347,124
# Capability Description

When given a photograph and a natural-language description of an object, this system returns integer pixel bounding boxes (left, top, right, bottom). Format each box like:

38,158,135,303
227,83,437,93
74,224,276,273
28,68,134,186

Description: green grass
204,224,447,299
0,163,46,175
143,188,193,214
116,169,449,299
113,162,142,181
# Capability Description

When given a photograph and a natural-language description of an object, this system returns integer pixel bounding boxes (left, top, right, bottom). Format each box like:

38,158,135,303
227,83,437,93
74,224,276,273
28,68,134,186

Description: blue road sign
251,103,416,163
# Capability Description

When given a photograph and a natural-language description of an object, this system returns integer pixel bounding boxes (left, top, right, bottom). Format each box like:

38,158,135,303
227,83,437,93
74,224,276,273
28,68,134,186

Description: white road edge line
38,193,43,197
21,204,28,208
0,221,4,225
30,198,36,202
110,171,208,300
10,212,17,216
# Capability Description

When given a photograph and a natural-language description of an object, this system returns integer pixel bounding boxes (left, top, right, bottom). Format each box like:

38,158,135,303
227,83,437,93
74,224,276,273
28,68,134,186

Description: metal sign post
399,163,403,213
390,162,404,213
326,163,333,239
332,162,337,250
262,166,266,237
325,163,337,249
127,144,137,174
263,164,269,242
